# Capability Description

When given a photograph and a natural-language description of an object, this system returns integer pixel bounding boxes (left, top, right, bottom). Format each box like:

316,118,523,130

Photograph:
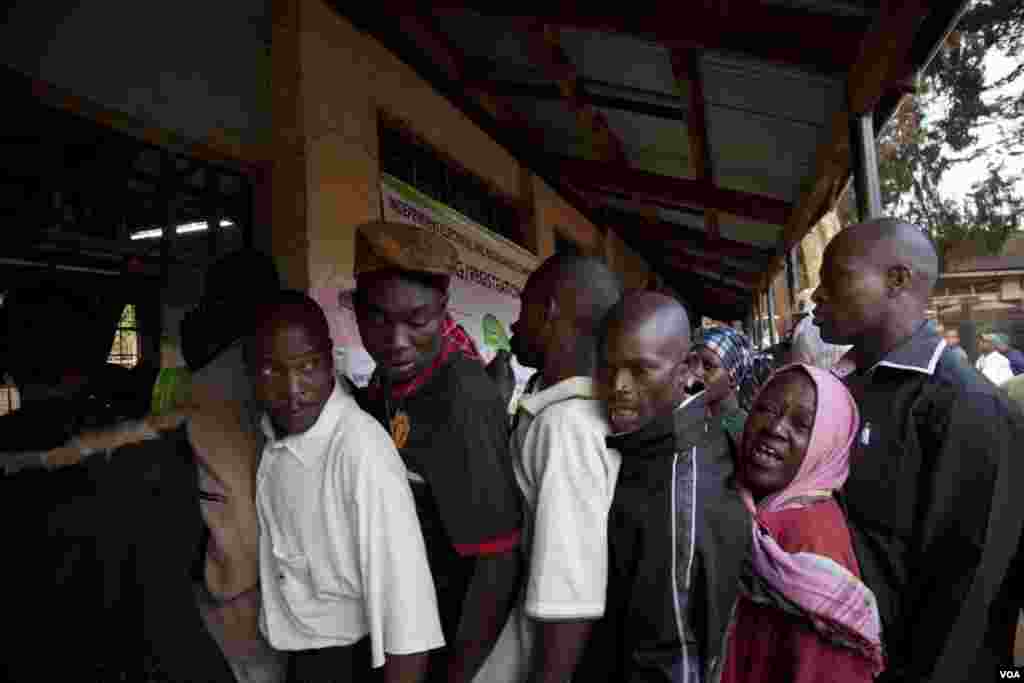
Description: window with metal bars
378,117,527,250
108,304,139,368
0,382,19,416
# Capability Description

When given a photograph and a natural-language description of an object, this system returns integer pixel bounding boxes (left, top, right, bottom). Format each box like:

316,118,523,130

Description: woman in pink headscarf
718,364,884,683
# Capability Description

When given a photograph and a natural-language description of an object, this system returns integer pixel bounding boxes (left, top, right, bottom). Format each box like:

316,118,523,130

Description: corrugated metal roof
344,2,966,320
434,11,535,66
597,107,694,179
557,28,680,97
503,96,589,157
700,52,843,128
762,0,878,17
718,215,783,248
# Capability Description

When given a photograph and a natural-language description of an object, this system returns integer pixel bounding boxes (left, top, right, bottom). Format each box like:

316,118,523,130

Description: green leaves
482,313,511,352
856,0,1024,263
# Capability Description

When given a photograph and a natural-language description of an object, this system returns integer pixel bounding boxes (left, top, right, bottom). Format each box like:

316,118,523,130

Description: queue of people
4,216,1024,683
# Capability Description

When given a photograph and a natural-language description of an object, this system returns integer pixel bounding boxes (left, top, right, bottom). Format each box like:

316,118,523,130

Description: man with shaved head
577,291,749,682
813,218,1024,681
487,253,622,683
250,291,444,683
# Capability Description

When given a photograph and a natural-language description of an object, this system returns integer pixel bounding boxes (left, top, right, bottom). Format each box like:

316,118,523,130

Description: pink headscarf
745,363,859,514
738,363,885,673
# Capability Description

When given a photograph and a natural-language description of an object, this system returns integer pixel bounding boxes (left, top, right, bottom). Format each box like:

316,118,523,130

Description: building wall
272,0,648,310
3,0,655,340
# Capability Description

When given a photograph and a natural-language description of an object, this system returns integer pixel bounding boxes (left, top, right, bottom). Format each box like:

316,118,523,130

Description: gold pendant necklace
390,409,410,449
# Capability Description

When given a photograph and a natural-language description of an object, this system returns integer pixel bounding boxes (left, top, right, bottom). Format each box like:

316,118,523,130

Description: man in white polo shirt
498,253,623,682
249,291,444,683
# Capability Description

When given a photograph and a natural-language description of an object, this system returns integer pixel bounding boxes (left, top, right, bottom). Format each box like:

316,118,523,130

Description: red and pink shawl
738,363,885,674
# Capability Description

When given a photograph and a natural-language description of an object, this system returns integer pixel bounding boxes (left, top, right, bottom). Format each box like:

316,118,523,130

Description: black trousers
286,637,379,683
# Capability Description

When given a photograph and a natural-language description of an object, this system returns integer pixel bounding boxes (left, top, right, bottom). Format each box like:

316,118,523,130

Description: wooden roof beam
384,9,600,216
670,48,718,239
663,252,760,290
522,23,629,164
430,4,868,74
463,68,687,121
759,0,936,290
560,156,792,226
666,271,753,302
617,231,757,297
597,206,772,264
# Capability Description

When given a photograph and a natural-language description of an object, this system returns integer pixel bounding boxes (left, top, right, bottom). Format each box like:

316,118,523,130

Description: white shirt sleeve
341,423,445,668
984,353,1015,386
520,405,619,620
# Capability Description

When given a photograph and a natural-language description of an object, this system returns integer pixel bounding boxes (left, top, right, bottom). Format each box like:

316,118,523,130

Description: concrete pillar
766,284,777,346
269,0,311,290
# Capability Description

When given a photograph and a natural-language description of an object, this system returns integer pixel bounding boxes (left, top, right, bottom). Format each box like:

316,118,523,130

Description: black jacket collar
606,391,708,458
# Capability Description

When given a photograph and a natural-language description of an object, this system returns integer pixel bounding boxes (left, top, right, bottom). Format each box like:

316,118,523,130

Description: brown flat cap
354,221,459,278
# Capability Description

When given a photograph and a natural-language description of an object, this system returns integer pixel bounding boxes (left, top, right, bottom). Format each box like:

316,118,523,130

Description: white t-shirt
256,385,444,667
977,351,1014,386
473,377,620,683
514,377,622,619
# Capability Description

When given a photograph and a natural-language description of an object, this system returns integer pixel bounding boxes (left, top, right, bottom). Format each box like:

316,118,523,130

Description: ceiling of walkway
344,1,967,321
0,67,253,289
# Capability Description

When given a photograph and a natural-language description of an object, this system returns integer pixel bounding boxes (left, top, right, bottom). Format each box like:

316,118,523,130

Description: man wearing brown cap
352,221,523,683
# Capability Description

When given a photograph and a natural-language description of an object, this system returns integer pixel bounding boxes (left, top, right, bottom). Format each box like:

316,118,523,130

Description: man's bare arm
528,620,594,683
383,651,429,683
446,549,520,683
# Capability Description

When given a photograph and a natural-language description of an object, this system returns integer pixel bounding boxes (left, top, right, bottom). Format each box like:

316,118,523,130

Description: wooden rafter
618,233,755,296
759,0,936,289
560,156,792,226
595,206,772,264
383,9,599,219
523,22,628,164
670,48,718,239
463,67,686,122
430,4,869,74
664,251,760,289
667,271,752,302
611,217,755,308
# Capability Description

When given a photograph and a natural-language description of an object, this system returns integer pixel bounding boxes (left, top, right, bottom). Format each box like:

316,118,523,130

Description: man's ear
886,265,913,297
673,354,693,398
438,290,450,311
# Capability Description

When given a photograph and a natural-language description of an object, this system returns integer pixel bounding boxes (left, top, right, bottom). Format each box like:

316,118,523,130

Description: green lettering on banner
382,173,536,285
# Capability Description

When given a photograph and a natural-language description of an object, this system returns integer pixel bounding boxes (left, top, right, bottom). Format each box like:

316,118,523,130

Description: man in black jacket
813,217,1024,682
577,291,749,683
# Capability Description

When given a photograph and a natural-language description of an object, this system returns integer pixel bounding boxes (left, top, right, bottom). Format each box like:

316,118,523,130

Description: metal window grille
378,119,524,248
0,383,19,416
108,304,139,368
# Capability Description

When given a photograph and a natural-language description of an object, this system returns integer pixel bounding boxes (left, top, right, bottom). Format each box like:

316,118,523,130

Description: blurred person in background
976,332,1014,385
943,327,969,364
689,325,756,444
994,334,1024,376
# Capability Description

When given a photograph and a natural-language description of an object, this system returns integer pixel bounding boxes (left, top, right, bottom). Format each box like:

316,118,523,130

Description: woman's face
739,370,817,500
690,346,734,406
